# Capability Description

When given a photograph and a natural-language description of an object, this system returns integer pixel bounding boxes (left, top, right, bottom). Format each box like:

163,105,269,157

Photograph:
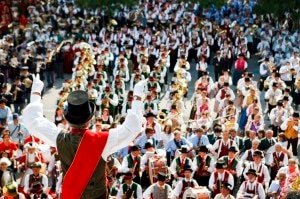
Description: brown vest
57,132,107,198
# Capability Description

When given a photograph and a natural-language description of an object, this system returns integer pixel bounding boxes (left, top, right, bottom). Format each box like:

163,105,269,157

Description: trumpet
267,62,276,73
102,95,110,108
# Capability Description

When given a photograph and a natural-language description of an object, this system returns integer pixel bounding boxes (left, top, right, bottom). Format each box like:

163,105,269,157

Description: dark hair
278,132,287,141
145,128,154,134
244,130,251,137
258,129,265,138
286,191,300,199
164,125,172,134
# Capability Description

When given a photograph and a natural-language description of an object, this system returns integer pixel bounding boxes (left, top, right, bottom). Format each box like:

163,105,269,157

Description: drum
182,187,211,199
148,156,168,184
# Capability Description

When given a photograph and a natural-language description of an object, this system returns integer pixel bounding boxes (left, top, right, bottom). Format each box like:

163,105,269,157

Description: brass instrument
88,90,96,101
155,31,160,36
47,39,73,63
102,95,110,108
13,86,18,101
110,19,118,26
250,24,259,35
23,77,33,88
57,93,68,108
157,110,167,122
267,62,276,73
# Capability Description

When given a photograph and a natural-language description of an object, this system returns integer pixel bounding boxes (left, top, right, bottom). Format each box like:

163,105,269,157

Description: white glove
133,79,147,97
31,74,44,94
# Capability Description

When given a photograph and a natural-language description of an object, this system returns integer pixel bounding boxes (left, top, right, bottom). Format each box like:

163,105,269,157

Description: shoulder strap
10,124,21,137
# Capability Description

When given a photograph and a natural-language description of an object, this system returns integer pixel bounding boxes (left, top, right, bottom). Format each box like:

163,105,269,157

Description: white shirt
192,154,215,173
237,180,266,199
22,94,143,162
143,182,173,199
170,157,193,175
116,183,143,199
173,178,199,197
243,162,270,185
208,171,234,191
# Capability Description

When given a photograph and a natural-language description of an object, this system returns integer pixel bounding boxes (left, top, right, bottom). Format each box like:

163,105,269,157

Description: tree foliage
253,0,300,20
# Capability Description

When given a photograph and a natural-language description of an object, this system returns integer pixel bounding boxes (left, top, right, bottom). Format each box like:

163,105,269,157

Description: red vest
250,164,264,183
219,140,233,158
236,60,246,71
271,152,284,172
213,170,230,195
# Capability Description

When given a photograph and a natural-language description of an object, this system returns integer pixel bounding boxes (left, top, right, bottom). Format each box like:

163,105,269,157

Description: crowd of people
0,0,300,198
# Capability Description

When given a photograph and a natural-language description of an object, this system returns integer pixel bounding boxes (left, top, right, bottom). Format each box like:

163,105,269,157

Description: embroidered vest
180,180,195,198
122,183,138,198
176,158,189,177
271,152,284,172
195,155,211,176
213,170,230,194
244,181,259,197
152,184,168,199
250,164,264,183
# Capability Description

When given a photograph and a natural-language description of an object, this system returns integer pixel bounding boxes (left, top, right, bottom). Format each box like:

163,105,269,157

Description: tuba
157,111,167,122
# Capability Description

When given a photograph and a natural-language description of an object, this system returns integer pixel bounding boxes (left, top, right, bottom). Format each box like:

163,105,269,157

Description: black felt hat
157,172,167,181
64,90,96,124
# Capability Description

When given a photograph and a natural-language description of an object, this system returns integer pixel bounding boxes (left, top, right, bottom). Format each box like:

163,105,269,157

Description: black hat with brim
198,145,209,153
246,168,258,177
183,165,193,172
157,172,167,181
216,160,226,169
64,90,96,124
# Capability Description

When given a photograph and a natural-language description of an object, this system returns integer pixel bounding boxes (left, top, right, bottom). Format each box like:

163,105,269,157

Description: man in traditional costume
22,74,147,198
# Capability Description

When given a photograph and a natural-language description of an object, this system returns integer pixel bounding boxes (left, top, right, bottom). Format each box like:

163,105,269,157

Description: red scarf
62,129,108,198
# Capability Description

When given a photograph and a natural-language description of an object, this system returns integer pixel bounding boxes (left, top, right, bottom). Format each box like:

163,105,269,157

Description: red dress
0,141,18,158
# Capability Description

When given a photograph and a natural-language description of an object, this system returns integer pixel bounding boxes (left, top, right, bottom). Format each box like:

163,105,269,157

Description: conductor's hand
133,79,147,97
31,74,44,94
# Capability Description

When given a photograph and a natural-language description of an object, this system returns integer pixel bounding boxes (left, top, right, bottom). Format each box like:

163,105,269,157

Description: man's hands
31,74,44,94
